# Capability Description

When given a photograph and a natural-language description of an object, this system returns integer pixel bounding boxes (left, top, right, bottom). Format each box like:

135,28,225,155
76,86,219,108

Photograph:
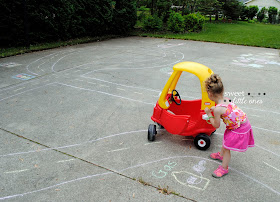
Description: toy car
148,61,216,150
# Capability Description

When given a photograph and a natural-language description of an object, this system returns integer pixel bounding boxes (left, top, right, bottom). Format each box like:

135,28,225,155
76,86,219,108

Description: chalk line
51,52,76,72
55,82,154,105
0,172,112,200
26,52,58,75
0,83,57,102
107,148,130,153
0,130,146,157
1,155,279,200
4,169,29,174
263,162,280,172
251,126,280,134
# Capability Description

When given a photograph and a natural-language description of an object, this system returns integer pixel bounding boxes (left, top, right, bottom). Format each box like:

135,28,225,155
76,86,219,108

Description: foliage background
0,0,137,47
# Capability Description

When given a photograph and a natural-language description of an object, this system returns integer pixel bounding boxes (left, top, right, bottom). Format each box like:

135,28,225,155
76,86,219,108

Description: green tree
113,0,137,34
198,0,219,22
240,3,249,21
247,5,259,20
257,7,267,22
268,6,278,24
219,0,243,20
156,0,173,22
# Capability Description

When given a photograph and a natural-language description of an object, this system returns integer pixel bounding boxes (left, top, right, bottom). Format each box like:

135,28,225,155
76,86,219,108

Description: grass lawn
1,21,279,58
134,21,280,49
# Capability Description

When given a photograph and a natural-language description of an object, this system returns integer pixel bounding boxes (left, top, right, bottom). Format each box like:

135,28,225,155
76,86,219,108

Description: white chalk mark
0,129,146,157
144,142,162,146
172,171,209,191
242,106,280,115
75,79,84,82
5,169,29,174
57,159,75,163
250,115,260,117
99,84,110,88
251,126,280,134
55,82,154,105
119,156,280,196
107,148,129,153
1,155,279,200
255,144,280,158
51,52,75,72
14,87,26,92
134,92,142,95
81,76,161,93
86,81,96,85
263,162,280,172
117,88,125,91
26,52,58,75
0,79,40,93
0,172,112,200
0,83,57,102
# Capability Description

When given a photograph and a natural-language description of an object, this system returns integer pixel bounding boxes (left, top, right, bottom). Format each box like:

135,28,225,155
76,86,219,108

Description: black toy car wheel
194,134,211,150
148,124,157,141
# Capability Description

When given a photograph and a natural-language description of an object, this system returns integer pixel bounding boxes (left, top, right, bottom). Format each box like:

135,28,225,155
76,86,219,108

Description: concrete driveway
0,37,279,201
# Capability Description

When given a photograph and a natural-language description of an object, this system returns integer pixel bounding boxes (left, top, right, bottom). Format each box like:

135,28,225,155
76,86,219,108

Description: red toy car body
148,62,216,150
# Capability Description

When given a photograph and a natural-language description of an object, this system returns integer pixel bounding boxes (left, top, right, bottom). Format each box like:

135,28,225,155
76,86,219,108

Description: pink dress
217,103,255,152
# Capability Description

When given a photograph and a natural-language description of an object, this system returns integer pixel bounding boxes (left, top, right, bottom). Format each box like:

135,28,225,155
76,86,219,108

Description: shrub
143,15,163,31
184,13,205,33
248,19,255,23
138,6,149,12
167,11,185,33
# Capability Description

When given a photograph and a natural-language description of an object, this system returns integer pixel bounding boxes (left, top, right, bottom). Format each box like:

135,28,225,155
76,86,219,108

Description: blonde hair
205,74,224,95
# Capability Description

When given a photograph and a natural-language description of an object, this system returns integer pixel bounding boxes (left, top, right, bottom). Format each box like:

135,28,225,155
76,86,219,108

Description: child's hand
210,106,216,111
204,107,211,114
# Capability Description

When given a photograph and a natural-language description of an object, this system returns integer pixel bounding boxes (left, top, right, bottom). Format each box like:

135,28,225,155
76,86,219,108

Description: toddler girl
204,74,255,178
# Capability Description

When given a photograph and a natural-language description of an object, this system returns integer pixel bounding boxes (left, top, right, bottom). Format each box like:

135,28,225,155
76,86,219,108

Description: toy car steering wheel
171,90,181,105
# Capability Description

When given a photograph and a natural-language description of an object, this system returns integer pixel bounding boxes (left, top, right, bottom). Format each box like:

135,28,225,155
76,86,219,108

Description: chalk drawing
192,160,206,173
1,154,280,199
0,62,21,68
171,160,209,190
172,171,210,191
232,53,280,68
11,73,36,81
157,43,185,49
152,161,177,179
160,67,173,75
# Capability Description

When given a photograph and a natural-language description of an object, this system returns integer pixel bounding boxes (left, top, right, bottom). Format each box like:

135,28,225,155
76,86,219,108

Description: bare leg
220,146,225,156
222,148,231,169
